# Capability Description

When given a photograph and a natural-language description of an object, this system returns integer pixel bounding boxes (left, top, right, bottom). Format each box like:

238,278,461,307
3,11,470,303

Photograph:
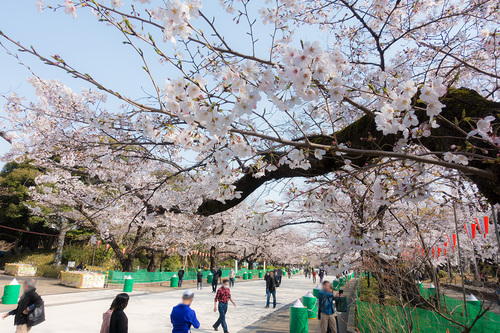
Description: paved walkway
1,274,318,332
240,278,359,333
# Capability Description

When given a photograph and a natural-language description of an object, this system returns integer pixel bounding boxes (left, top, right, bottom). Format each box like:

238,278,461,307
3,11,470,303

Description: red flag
105,244,111,252
475,216,489,238
96,240,102,247
122,248,126,254
465,223,476,239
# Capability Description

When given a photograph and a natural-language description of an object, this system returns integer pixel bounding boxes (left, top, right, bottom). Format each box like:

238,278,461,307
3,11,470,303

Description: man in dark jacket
178,267,185,287
265,271,279,308
212,267,219,293
217,267,223,284
2,278,43,333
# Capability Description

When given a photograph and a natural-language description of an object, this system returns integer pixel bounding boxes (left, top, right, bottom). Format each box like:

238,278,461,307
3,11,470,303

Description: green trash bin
417,282,424,294
2,280,21,305
123,276,134,292
290,300,308,333
248,271,253,279
282,269,286,277
313,285,321,298
207,272,213,284
332,280,340,290
243,272,248,280
302,292,317,319
170,274,179,288
467,294,482,317
428,284,436,297
259,271,263,279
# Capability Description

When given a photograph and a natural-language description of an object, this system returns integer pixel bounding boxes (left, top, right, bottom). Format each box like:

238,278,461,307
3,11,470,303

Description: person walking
100,298,116,333
228,269,235,287
318,281,338,333
312,270,317,283
178,267,185,288
304,268,308,279
211,267,219,293
265,271,279,308
319,269,325,283
197,268,203,290
217,267,223,284
170,290,200,333
109,293,129,333
213,279,236,333
2,278,44,333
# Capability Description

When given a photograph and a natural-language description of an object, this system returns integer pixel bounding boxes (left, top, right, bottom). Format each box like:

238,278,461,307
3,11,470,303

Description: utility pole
492,205,500,252
453,201,468,318
53,217,68,266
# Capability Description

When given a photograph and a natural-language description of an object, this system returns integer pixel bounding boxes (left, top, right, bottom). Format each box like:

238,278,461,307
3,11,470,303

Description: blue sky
0,1,326,165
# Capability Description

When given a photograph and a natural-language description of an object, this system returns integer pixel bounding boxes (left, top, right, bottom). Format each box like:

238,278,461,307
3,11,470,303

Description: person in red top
212,279,236,333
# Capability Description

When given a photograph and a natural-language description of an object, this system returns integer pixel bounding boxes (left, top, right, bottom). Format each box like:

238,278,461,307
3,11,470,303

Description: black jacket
109,310,128,333
10,288,43,326
197,270,203,282
265,275,279,292
178,269,184,279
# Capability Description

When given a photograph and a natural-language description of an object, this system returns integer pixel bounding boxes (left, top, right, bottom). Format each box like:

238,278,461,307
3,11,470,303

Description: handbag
28,301,45,327
335,296,348,312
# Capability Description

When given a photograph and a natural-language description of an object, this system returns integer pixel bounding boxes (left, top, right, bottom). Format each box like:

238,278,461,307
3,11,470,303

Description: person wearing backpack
196,268,203,290
1,278,44,333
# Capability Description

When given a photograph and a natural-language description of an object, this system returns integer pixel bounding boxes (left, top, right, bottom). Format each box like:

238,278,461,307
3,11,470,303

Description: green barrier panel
290,306,308,333
123,276,134,292
243,272,248,280
170,275,179,287
302,294,317,319
2,284,21,305
259,271,263,278
207,273,213,284
339,278,346,286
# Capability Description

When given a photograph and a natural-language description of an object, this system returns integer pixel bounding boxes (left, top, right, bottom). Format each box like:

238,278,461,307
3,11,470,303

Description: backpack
28,300,45,327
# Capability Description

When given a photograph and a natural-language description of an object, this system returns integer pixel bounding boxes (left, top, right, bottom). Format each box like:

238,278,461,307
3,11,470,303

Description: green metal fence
107,268,265,284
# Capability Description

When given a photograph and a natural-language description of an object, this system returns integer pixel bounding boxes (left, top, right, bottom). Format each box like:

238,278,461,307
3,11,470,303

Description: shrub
37,265,63,278
438,270,447,278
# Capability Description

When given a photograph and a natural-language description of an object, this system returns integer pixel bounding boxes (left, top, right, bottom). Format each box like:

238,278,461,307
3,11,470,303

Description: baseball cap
182,290,195,299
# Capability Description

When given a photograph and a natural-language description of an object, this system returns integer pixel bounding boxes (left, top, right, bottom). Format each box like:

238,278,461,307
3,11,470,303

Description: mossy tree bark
197,88,500,216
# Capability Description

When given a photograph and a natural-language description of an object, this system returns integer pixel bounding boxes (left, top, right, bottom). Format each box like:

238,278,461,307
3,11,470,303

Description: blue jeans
197,281,202,289
178,278,183,287
266,290,276,307
229,278,235,287
214,302,228,332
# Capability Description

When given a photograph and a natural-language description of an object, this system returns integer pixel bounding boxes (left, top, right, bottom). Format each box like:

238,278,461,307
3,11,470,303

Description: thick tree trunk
147,251,158,272
197,88,500,216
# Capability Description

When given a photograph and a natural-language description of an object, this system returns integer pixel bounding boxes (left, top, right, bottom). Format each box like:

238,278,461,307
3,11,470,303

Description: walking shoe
265,305,269,308
212,324,218,331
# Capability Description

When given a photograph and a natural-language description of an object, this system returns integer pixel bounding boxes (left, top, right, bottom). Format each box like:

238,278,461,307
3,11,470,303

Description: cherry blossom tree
0,0,499,268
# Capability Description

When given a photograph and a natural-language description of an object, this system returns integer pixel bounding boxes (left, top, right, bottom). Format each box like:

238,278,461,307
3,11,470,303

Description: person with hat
170,290,200,333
